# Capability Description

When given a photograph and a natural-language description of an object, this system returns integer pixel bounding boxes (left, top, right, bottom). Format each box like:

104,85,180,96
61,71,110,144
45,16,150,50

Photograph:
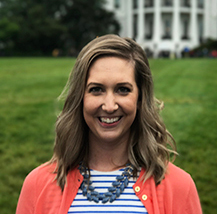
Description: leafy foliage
60,0,120,54
0,0,120,55
0,17,19,55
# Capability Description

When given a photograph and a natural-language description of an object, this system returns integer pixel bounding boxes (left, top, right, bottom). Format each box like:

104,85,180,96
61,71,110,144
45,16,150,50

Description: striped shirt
68,168,148,214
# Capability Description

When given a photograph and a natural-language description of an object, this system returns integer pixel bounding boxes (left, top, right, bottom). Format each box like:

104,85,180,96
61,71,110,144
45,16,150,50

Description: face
83,56,139,145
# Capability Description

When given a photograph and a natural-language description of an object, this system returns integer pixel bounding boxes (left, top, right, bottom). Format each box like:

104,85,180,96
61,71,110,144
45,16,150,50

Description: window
182,0,191,7
198,15,203,43
144,0,154,7
198,0,204,8
181,14,190,40
182,20,189,39
114,0,120,9
145,14,154,40
133,0,138,9
133,14,138,39
162,0,173,7
162,15,172,39
165,20,171,38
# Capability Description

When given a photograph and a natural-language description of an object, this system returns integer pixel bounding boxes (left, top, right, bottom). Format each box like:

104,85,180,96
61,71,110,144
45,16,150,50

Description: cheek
83,98,93,126
83,95,100,115
122,96,138,115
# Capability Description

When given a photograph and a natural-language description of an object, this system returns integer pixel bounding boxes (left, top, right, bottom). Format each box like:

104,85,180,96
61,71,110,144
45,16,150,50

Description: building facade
105,0,217,57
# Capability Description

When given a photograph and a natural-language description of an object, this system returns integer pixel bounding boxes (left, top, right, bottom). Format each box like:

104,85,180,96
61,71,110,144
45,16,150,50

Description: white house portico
105,0,217,58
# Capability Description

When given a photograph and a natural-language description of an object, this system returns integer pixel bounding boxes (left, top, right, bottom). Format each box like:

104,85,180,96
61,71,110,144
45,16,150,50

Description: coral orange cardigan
16,162,202,214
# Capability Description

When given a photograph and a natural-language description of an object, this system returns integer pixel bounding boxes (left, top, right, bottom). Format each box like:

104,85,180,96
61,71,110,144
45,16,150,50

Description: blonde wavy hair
50,34,177,190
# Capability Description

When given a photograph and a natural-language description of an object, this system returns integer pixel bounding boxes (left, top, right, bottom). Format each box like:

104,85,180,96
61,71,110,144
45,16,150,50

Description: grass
0,57,216,213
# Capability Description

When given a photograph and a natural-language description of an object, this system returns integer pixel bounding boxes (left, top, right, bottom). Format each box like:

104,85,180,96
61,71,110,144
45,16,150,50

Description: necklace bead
79,164,134,203
108,187,116,192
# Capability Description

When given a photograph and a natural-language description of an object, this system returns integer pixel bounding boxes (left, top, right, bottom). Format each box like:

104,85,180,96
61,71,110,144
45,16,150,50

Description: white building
105,0,217,58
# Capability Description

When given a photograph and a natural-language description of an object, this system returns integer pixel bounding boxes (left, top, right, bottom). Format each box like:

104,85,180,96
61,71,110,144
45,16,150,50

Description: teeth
100,117,120,124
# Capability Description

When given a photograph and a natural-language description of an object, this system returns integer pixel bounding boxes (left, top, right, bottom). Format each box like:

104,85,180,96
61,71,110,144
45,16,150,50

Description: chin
98,133,127,144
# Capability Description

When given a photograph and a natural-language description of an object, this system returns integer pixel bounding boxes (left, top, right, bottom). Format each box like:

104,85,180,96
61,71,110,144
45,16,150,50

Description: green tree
60,0,120,55
0,0,66,55
0,17,19,55
0,0,120,56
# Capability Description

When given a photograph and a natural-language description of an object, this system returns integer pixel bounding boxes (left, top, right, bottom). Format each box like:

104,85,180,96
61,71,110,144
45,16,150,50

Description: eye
117,87,131,94
89,87,103,94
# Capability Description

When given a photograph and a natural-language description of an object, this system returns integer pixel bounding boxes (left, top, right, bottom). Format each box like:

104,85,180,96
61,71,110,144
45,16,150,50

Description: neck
88,135,129,171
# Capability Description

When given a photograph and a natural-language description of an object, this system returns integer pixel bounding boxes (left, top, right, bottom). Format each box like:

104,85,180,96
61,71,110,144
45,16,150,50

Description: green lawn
0,58,216,213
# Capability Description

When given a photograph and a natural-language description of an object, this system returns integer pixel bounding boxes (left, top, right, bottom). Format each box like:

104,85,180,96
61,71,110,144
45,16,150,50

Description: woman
16,34,202,214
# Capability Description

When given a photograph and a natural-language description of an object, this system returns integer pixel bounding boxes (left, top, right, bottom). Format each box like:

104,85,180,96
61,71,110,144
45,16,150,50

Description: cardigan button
142,194,148,201
135,186,140,192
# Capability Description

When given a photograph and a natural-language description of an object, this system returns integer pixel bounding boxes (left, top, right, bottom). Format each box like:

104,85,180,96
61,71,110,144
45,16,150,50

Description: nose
102,93,118,113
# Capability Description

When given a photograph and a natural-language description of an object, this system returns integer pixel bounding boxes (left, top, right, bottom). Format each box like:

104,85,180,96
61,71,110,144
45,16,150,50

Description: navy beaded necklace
78,163,134,203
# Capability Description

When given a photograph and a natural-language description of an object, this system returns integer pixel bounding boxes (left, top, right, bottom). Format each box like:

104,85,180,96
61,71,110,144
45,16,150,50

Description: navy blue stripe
91,180,135,183
71,205,144,208
90,169,125,171
90,175,120,177
90,186,133,189
77,192,136,195
95,186,132,189
69,212,148,213
68,212,147,214
73,198,140,202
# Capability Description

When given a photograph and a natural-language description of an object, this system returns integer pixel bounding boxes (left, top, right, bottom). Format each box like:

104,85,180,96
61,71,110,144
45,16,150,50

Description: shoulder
16,163,58,214
166,162,192,182
22,162,57,191
26,162,56,179
164,162,195,192
135,163,202,213
163,163,202,212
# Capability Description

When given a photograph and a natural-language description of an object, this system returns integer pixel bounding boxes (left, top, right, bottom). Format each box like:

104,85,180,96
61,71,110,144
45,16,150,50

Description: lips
99,117,121,124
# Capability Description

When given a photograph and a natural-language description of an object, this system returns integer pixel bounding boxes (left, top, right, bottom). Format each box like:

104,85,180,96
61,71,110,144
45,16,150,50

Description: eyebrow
86,82,133,88
116,82,133,88
86,82,103,88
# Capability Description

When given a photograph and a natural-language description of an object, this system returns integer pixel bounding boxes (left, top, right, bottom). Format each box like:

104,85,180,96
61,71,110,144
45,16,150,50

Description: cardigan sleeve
184,176,202,214
167,163,203,214
16,168,38,214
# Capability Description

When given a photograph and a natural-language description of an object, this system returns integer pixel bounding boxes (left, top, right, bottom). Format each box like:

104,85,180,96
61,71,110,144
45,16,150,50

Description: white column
204,0,210,39
137,0,145,43
173,0,181,57
190,0,198,47
211,0,217,39
153,0,161,58
126,0,133,38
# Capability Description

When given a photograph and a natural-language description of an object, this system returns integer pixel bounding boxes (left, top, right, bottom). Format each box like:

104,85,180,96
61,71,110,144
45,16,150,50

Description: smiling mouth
99,117,121,124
